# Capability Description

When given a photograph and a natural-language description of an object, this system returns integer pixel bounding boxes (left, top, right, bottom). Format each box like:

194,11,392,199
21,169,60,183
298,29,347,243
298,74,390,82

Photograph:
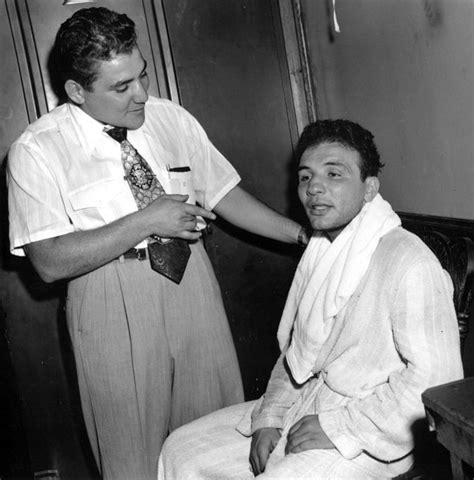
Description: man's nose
133,79,149,103
307,177,325,196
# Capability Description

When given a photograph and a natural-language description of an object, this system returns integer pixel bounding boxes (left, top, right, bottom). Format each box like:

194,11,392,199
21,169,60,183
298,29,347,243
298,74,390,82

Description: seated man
157,119,464,479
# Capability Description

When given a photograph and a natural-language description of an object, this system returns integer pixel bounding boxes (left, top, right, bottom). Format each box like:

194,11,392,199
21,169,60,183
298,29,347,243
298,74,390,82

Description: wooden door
162,0,309,399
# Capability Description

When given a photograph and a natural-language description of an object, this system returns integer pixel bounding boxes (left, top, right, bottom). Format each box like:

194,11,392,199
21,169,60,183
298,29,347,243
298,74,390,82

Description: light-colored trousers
158,401,413,480
67,241,244,480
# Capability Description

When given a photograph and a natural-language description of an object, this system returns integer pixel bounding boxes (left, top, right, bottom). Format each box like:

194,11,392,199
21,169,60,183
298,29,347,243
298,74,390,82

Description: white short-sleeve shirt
7,97,241,255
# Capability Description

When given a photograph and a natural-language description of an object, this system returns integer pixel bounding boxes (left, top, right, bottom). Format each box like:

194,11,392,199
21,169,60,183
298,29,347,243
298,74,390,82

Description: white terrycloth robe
279,194,401,384
158,225,464,480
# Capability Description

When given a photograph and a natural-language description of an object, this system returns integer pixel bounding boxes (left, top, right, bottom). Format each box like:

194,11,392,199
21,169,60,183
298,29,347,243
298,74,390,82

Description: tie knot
106,126,127,143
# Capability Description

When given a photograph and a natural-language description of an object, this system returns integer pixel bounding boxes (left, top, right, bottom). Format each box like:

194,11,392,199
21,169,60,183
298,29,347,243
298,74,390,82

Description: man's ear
64,80,86,105
364,176,380,203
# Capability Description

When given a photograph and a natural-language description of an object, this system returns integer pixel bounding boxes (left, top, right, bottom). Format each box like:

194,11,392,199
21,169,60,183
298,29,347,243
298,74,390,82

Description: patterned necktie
106,126,191,284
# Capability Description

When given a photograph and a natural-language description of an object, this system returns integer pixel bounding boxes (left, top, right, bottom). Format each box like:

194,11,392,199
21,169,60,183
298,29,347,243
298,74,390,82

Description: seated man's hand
285,415,334,455
249,427,281,476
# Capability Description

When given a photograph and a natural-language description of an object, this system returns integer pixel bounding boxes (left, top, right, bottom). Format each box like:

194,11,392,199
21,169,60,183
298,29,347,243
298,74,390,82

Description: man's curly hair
51,7,137,92
295,119,384,180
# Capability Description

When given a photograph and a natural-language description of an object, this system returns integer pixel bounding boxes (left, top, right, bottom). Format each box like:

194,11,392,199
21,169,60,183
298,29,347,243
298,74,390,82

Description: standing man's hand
285,415,334,455
144,194,215,240
249,427,281,476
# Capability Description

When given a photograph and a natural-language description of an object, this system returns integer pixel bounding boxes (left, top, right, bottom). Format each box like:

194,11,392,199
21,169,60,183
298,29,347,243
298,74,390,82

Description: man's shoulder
13,103,70,147
376,226,439,267
146,96,188,115
366,227,448,295
143,96,202,136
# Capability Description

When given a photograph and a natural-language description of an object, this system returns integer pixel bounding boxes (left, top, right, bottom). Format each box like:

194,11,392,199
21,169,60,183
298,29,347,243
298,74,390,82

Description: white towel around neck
277,194,401,384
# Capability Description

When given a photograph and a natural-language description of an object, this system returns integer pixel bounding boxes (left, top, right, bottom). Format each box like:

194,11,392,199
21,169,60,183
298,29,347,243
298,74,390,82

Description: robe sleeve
250,352,303,433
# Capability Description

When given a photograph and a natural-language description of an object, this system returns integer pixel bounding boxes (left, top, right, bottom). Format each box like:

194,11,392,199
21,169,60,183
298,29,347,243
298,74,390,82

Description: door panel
163,0,305,399
0,1,30,163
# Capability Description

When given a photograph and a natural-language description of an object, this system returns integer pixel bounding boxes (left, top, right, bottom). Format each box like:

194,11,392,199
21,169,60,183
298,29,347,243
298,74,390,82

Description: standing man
7,7,306,480
158,120,463,479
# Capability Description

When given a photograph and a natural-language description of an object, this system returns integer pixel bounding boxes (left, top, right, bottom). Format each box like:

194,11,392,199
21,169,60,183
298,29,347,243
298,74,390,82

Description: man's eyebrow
297,160,352,173
324,160,352,170
326,160,348,166
111,60,148,89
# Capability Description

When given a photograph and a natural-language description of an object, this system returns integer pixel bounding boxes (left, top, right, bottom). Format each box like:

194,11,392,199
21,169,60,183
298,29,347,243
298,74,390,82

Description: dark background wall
162,0,305,400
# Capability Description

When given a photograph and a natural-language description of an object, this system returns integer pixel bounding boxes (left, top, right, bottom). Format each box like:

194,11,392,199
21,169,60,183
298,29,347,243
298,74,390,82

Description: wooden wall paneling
2,0,37,155
277,0,317,135
10,0,48,117
16,0,172,113
150,0,180,103
269,0,300,149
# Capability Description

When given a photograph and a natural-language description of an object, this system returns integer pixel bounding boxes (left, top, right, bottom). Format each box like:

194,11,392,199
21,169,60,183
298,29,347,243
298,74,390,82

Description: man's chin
126,111,146,130
308,221,347,240
308,219,330,232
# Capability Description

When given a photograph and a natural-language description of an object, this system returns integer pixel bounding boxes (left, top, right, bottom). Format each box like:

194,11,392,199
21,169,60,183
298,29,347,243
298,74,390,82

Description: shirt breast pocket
68,179,134,229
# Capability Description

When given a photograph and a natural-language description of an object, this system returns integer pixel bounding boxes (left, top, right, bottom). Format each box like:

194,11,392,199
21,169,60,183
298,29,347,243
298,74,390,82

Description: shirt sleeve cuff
318,409,363,460
207,175,241,210
235,396,284,437
250,415,284,434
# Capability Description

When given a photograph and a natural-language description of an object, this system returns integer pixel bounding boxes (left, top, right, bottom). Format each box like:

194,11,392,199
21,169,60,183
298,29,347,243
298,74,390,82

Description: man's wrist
297,226,311,247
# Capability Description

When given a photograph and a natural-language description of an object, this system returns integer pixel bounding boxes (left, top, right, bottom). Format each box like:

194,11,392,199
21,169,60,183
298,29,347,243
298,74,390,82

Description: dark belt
118,247,148,262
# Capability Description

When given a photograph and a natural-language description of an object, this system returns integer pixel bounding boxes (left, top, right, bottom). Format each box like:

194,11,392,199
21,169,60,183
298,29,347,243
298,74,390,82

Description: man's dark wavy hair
51,7,137,92
295,119,384,180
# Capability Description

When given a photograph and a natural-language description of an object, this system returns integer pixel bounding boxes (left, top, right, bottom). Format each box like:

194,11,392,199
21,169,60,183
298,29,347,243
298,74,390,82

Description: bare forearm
26,194,216,282
214,186,302,244
26,209,152,282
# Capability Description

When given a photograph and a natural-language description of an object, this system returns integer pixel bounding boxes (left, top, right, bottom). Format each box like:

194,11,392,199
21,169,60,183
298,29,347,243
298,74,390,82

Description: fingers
285,430,313,454
288,415,319,438
147,195,215,238
164,194,189,203
157,195,216,222
183,203,216,221
249,428,281,476
249,446,268,476
287,417,304,437
248,452,259,476
286,436,319,455
285,415,334,453
178,230,202,241
249,435,266,476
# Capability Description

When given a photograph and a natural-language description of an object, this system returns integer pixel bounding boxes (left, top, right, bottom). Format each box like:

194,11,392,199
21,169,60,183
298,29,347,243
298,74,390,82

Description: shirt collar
67,103,117,155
